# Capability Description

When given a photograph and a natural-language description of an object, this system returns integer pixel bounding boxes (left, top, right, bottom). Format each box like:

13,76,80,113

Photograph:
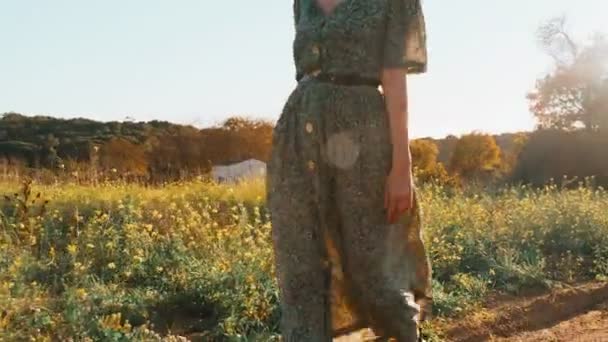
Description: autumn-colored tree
436,134,458,165
500,133,529,175
410,139,451,184
411,139,438,171
527,17,608,131
199,116,273,166
200,127,231,165
449,132,502,180
99,137,148,177
220,116,274,162
146,126,209,182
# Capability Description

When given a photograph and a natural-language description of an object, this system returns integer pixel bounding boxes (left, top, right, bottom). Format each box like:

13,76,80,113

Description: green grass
0,178,607,340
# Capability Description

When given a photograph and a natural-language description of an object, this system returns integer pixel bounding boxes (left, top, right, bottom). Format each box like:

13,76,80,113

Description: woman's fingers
389,196,412,224
388,198,400,223
397,198,411,215
385,176,414,223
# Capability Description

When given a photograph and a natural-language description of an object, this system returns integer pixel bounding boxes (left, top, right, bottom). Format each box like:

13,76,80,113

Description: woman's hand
385,157,414,224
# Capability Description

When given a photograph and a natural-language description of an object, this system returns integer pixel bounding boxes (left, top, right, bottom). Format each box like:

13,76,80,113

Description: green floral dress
266,0,432,340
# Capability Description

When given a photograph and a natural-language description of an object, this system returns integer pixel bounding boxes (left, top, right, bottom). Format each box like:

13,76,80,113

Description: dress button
311,45,320,56
307,160,316,171
305,122,314,134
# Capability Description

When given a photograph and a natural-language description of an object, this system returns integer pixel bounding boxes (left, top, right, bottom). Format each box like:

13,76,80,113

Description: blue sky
0,0,606,138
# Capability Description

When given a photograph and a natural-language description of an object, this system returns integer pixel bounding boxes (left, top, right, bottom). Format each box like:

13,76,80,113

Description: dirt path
440,281,608,342
495,302,608,342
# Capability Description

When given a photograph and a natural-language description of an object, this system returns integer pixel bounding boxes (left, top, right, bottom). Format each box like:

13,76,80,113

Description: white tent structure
211,159,266,183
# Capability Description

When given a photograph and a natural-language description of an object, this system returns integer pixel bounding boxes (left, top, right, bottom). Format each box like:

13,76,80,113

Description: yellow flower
67,244,78,255
107,262,116,270
99,312,131,333
156,266,164,273
76,288,87,300
86,243,95,249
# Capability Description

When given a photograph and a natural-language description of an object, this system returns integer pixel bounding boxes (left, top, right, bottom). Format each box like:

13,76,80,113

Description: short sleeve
383,0,428,73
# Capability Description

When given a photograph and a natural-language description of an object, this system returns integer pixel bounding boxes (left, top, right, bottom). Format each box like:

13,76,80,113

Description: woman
266,0,432,340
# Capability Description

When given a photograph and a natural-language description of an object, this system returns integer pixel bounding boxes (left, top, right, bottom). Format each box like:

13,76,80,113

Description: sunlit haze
1,0,606,138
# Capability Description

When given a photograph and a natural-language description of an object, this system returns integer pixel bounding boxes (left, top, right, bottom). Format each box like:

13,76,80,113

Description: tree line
0,114,272,184
414,17,608,187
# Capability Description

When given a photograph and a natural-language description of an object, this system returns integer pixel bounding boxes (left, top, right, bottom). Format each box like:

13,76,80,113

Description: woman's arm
380,0,427,223
381,68,414,224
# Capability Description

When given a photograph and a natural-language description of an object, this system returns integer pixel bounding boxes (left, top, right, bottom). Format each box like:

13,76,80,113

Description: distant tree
200,127,233,165
220,116,274,162
436,134,458,165
500,133,529,175
1,112,26,121
527,16,608,131
449,132,502,180
410,139,451,184
201,116,274,165
146,127,208,181
411,139,438,171
41,134,62,169
511,129,608,187
99,137,148,177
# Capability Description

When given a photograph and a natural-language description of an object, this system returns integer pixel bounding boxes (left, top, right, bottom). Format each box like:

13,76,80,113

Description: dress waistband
297,70,380,87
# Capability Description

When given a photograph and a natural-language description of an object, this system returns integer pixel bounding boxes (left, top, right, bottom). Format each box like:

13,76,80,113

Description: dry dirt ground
439,281,608,342
336,281,608,342
494,302,608,342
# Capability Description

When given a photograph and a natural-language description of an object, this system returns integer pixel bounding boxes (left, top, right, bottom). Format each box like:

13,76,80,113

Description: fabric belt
298,71,380,87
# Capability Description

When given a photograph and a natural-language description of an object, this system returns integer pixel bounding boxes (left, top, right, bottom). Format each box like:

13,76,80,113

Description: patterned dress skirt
266,77,433,341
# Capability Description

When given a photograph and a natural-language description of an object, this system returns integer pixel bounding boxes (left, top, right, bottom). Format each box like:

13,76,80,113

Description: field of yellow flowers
1,178,607,341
